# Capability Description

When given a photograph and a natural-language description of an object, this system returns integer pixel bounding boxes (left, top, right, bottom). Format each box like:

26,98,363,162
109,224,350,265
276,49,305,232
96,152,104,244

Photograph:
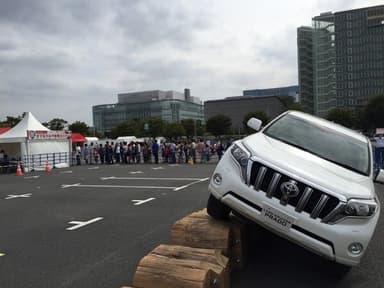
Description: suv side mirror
374,169,384,184
247,117,262,131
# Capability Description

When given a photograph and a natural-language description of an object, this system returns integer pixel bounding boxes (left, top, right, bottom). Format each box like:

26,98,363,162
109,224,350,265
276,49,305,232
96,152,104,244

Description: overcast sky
0,0,382,125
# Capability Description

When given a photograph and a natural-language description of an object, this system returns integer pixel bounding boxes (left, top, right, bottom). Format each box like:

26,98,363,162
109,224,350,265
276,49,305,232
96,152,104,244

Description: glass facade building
243,86,298,98
298,5,384,117
297,26,315,114
93,90,204,134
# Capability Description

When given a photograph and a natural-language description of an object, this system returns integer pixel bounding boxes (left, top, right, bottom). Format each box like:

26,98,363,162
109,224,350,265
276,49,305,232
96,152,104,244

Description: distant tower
184,88,191,102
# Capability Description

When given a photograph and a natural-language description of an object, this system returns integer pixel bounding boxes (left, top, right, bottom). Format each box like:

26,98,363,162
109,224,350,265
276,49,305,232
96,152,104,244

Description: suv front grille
249,161,341,223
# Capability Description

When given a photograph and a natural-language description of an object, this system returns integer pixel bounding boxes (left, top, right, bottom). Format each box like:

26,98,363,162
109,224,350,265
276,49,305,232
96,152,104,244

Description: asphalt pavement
0,163,383,288
0,163,212,288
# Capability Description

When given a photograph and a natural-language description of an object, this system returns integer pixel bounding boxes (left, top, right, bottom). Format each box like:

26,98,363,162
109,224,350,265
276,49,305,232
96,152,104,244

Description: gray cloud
0,0,99,33
114,0,211,48
0,0,218,124
0,0,52,24
0,41,14,51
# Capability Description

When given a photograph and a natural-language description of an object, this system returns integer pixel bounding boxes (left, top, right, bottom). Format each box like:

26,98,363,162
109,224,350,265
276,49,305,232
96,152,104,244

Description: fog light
213,173,222,185
348,242,363,255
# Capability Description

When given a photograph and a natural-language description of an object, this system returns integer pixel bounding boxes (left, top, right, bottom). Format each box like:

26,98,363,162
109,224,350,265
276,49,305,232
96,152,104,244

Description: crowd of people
72,139,230,166
373,134,384,170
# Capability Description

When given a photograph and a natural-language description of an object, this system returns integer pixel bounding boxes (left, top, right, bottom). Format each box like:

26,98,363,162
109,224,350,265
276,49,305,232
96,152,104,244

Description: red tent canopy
71,133,87,143
0,127,11,135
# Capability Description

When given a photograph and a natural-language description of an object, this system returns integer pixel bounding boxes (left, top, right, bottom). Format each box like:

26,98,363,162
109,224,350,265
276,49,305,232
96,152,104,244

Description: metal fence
23,152,70,171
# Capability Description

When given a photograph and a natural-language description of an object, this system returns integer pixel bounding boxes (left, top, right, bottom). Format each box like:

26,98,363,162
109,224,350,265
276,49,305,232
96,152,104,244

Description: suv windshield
263,114,370,175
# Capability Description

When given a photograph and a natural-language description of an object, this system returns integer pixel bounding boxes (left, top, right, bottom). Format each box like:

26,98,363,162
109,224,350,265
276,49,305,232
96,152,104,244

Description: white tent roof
0,112,49,143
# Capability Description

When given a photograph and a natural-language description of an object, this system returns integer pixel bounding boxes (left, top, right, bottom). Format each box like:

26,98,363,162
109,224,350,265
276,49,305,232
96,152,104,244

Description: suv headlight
230,143,250,182
344,199,377,217
324,198,378,224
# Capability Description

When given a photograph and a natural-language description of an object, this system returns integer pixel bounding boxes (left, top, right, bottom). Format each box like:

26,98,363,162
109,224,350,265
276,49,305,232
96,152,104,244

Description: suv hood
242,133,375,200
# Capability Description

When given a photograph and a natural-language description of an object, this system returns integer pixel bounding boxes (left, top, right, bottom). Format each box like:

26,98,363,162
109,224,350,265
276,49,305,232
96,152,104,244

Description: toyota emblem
280,180,300,205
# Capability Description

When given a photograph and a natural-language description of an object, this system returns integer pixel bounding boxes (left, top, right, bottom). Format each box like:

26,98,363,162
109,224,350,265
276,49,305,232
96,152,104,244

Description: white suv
207,111,384,267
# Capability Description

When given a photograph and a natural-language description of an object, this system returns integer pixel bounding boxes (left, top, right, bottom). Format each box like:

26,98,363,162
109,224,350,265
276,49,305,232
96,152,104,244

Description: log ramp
126,209,246,288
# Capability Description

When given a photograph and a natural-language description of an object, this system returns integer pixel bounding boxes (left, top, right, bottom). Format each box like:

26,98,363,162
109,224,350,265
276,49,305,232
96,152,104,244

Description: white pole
25,139,30,173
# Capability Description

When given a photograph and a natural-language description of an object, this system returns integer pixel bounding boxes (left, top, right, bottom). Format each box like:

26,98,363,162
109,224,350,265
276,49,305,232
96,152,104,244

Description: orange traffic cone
45,161,52,173
16,162,24,176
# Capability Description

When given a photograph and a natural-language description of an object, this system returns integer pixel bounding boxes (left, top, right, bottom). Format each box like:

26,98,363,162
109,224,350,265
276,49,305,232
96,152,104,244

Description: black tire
328,261,352,279
322,259,352,280
207,194,231,220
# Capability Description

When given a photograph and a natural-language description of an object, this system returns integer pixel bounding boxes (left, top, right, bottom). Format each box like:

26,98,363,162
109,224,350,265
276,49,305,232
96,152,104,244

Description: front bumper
208,152,380,266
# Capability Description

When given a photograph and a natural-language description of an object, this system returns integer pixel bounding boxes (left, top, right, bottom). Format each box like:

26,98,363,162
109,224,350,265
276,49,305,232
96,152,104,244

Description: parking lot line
24,175,40,179
173,178,210,191
61,183,178,189
100,176,205,181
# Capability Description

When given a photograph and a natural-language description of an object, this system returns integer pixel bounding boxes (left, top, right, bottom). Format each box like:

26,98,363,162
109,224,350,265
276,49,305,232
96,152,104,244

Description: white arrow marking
60,170,73,174
129,171,144,174
168,164,179,167
132,198,155,206
152,166,164,170
24,175,40,179
61,183,81,188
174,178,210,191
5,193,32,200
66,217,103,231
88,166,99,170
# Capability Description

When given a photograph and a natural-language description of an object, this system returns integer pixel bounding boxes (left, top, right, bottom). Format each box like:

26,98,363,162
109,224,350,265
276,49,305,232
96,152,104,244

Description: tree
45,118,67,130
146,117,166,138
288,103,306,112
195,120,205,136
363,95,384,131
354,107,367,131
206,115,232,136
110,119,142,138
163,122,185,139
0,115,23,127
180,119,196,137
326,108,355,128
69,121,89,135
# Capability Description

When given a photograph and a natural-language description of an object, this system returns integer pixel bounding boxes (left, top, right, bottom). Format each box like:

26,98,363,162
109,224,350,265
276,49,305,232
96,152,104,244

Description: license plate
261,203,296,232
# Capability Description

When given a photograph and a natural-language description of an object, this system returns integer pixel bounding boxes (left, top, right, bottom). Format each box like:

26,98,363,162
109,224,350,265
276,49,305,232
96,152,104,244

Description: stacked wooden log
132,245,229,288
171,209,246,270
130,209,246,288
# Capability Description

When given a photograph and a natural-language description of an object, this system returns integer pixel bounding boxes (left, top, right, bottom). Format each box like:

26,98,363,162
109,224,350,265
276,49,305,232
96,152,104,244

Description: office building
298,5,384,117
297,26,315,114
243,85,299,99
204,96,287,133
93,89,204,134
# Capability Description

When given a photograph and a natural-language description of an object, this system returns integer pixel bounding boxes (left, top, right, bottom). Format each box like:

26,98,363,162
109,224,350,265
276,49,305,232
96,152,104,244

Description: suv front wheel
207,194,231,220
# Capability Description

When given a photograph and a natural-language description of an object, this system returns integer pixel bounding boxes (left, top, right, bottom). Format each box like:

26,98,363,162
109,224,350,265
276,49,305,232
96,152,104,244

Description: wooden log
171,209,246,270
132,244,229,288
171,209,231,254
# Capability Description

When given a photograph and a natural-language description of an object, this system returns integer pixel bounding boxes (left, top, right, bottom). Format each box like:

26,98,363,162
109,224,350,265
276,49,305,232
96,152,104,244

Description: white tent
0,112,71,171
85,136,99,143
